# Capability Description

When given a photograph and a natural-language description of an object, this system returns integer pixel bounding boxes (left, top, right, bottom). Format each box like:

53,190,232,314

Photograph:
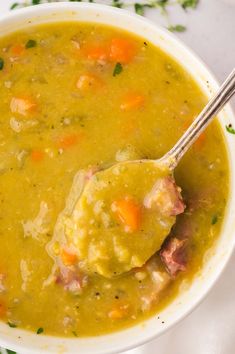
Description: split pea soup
0,22,229,337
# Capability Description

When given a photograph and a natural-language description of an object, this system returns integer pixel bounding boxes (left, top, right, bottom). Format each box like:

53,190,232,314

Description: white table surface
0,1,235,354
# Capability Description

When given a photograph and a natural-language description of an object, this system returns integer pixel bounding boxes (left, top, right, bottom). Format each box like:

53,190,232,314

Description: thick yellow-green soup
0,22,229,337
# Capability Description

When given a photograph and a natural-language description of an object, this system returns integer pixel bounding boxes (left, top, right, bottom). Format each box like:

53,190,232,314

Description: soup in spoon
52,161,184,278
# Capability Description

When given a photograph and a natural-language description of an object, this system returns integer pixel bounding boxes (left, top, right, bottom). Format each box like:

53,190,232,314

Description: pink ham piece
160,237,187,277
56,265,88,295
144,176,185,216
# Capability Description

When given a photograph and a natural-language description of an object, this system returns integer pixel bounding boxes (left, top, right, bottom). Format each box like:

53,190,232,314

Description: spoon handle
161,68,235,170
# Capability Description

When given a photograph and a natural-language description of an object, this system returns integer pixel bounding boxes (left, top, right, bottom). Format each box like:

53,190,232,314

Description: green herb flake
211,215,218,225
112,0,123,8
72,330,78,337
25,39,37,49
10,2,19,9
178,0,198,9
157,0,169,5
9,0,199,29
134,3,145,15
7,321,17,328
226,124,235,135
0,58,4,71
6,350,17,354
113,62,123,77
168,24,186,32
151,0,169,11
37,327,44,334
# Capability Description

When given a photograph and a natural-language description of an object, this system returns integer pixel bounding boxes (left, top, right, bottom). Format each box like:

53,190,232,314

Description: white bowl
0,3,234,354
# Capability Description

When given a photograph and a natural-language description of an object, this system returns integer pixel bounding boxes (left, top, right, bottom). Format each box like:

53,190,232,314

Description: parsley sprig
10,0,199,32
226,124,235,135
113,62,123,76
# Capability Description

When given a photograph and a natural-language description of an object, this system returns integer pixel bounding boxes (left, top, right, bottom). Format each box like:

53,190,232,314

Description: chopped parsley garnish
72,330,78,337
168,24,186,32
10,2,19,9
211,215,218,225
36,327,44,334
134,3,145,16
178,0,198,9
10,0,42,6
157,0,169,8
25,39,37,49
6,350,17,354
7,321,17,328
113,62,123,77
226,124,235,135
0,58,4,70
10,0,199,32
112,0,123,8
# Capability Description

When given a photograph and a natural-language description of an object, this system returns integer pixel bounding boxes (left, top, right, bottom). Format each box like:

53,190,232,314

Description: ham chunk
144,176,185,216
135,256,171,312
160,237,187,277
56,265,88,295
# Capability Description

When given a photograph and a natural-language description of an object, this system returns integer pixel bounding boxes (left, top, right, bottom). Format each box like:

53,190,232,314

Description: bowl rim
0,3,235,354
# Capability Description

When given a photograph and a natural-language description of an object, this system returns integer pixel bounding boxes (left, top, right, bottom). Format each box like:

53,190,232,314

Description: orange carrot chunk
31,150,44,162
84,44,109,62
183,119,206,149
10,97,37,117
109,38,135,64
61,249,77,266
112,197,141,232
108,308,125,320
56,133,81,150
194,132,206,148
11,44,25,57
120,93,145,111
108,305,129,320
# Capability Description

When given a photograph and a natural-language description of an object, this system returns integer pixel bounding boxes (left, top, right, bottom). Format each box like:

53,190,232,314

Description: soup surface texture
0,22,229,337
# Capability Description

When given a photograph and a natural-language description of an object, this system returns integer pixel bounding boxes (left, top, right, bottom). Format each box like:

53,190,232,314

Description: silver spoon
159,68,235,170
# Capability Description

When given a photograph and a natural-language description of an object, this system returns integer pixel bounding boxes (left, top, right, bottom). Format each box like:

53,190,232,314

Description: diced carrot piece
56,133,81,150
31,150,44,162
120,93,145,111
182,119,206,149
84,44,109,62
11,44,25,56
108,309,124,320
112,197,141,232
76,73,102,90
61,249,77,266
108,305,129,320
109,38,135,64
194,132,206,148
10,96,37,117
0,301,6,319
